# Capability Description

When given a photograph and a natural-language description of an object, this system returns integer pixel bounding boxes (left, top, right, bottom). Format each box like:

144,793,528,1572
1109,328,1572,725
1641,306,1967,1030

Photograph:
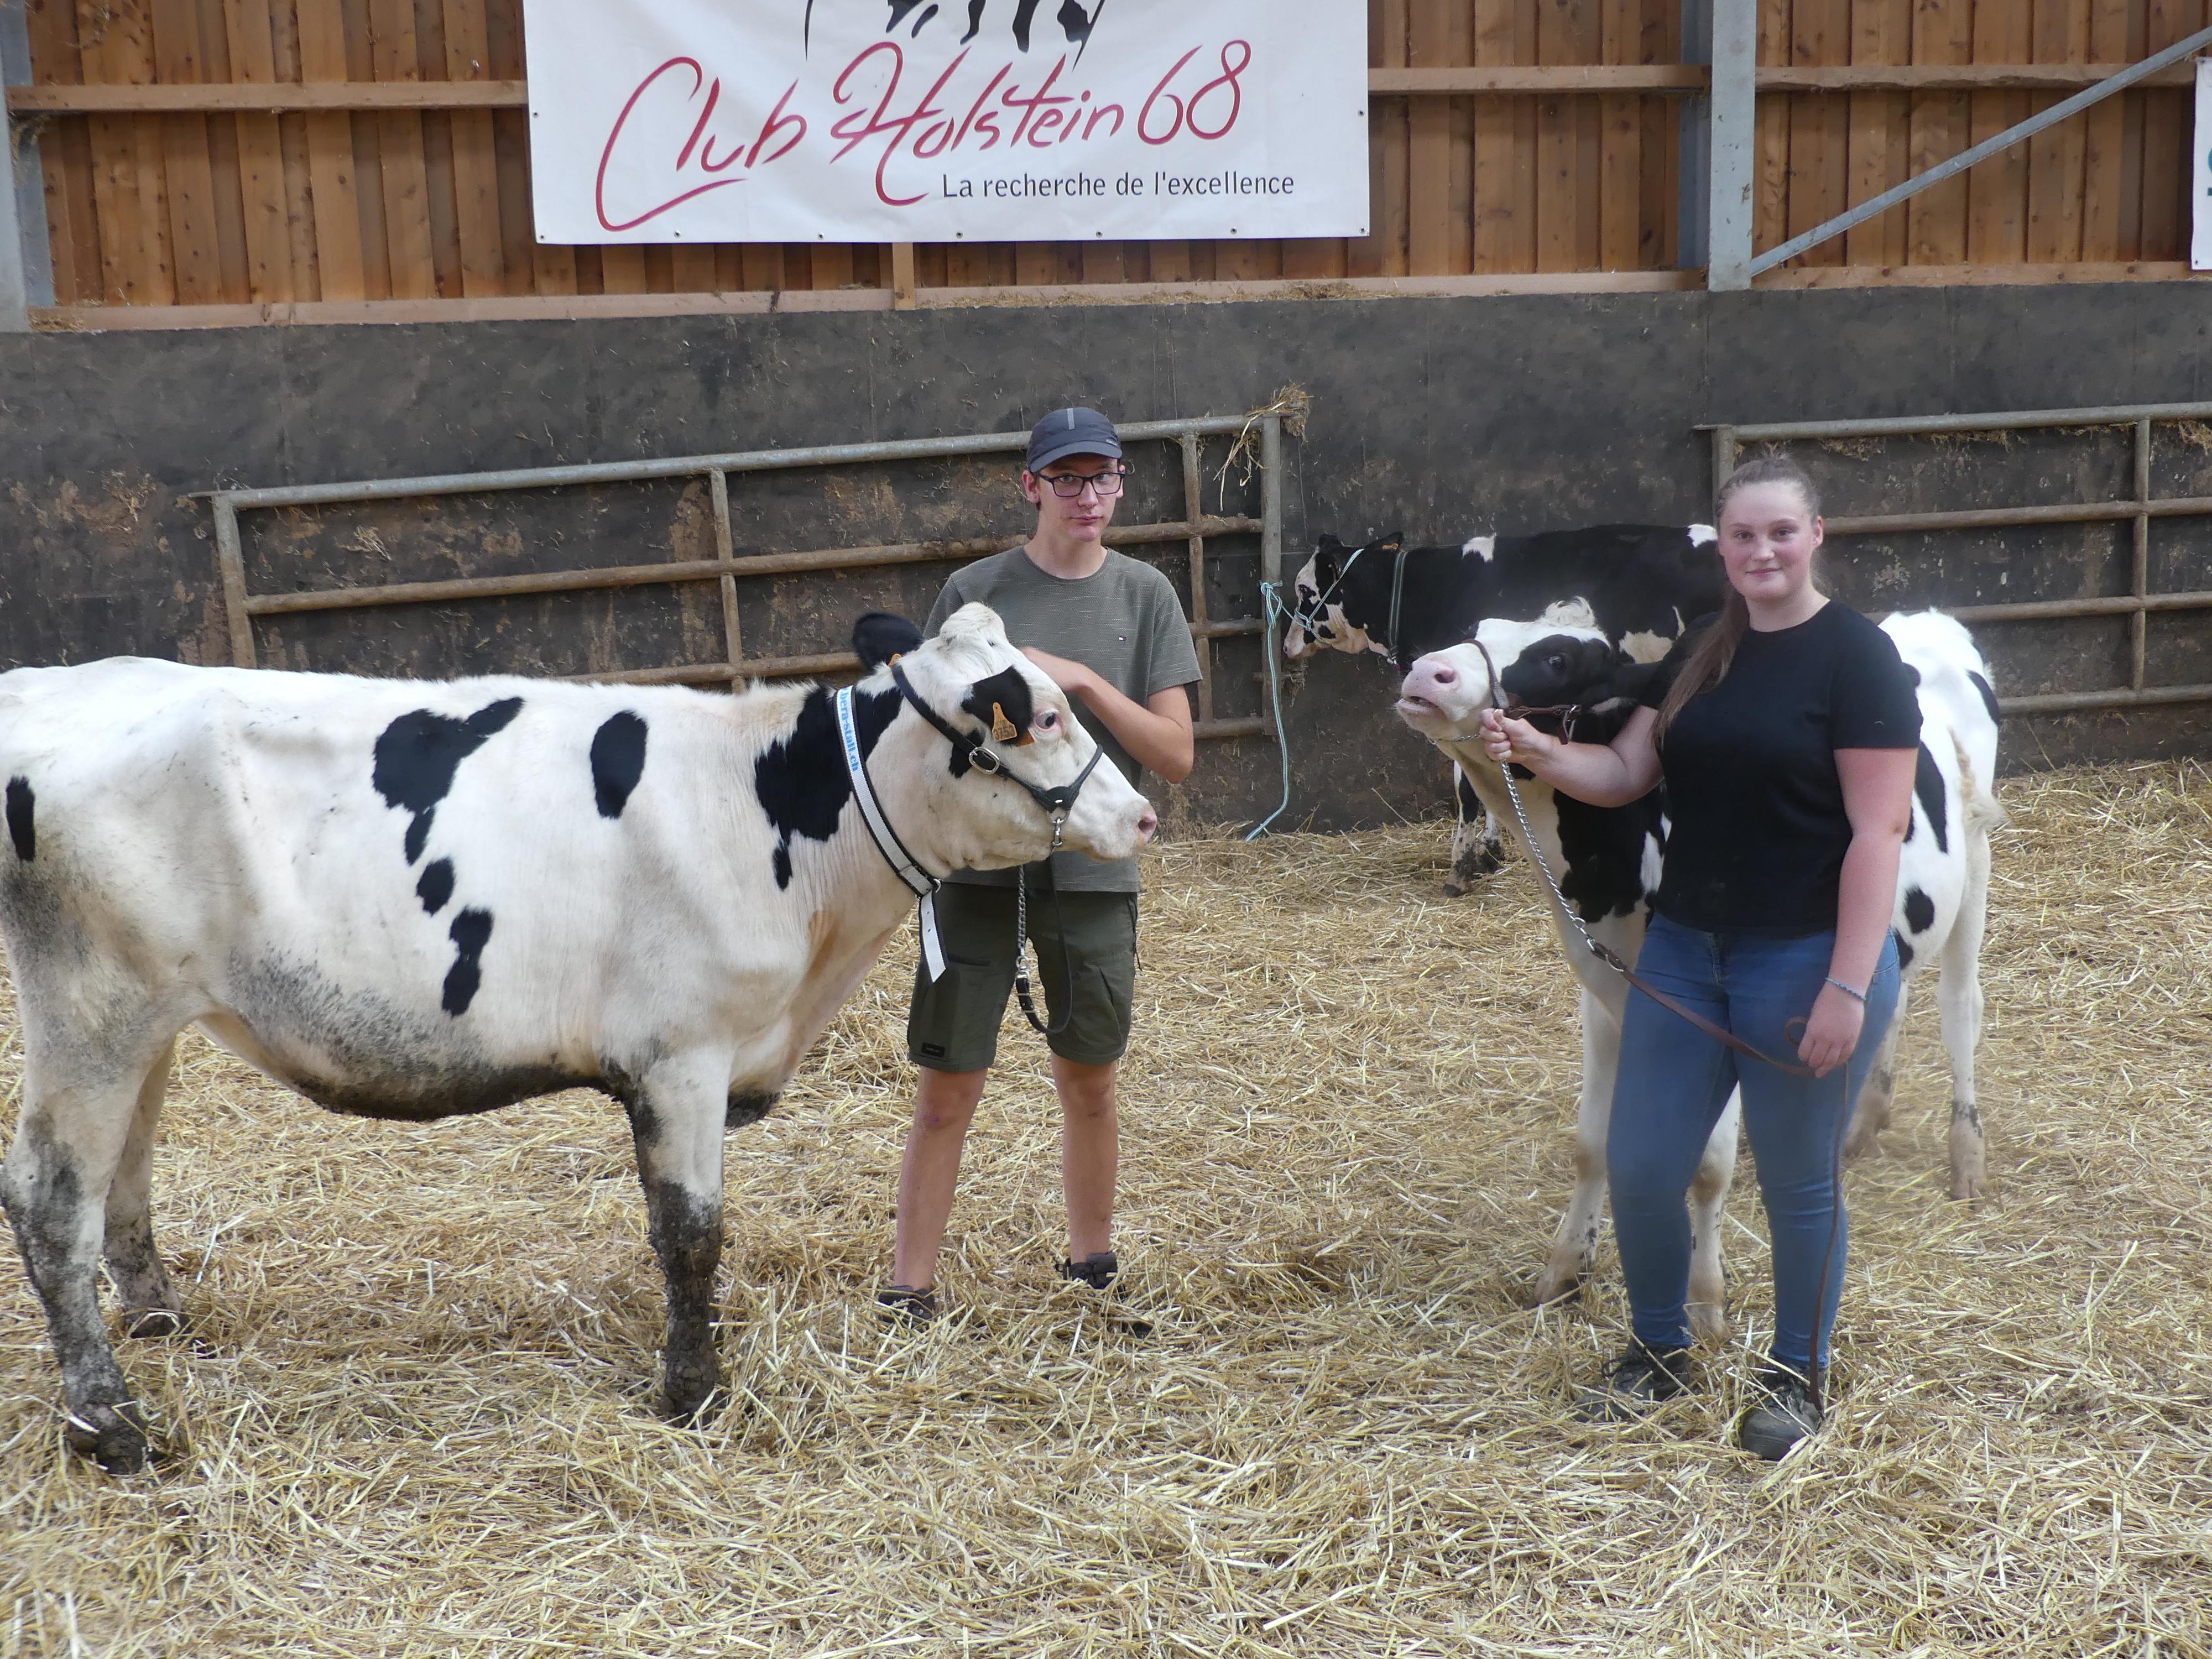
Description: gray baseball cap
1026,406,1122,473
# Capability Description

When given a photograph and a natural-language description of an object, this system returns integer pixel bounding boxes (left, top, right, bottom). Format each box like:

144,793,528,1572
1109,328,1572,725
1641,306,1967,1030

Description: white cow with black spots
1395,609,2004,1326
0,604,1153,1472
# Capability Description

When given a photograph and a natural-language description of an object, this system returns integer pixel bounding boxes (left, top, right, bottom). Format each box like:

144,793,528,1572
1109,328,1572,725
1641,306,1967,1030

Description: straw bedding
2,762,2208,1657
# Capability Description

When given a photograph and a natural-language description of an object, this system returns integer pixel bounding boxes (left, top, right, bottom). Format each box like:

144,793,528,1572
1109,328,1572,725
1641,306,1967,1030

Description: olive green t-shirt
928,545,1201,893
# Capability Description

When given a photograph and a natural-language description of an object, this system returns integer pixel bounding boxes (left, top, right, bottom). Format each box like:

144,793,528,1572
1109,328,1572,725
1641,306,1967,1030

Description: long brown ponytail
1652,454,1823,744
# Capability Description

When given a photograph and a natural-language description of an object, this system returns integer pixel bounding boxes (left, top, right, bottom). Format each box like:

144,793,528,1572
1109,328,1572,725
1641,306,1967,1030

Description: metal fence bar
2132,419,2152,693
237,517,1264,618
1260,415,1284,591
1181,434,1215,726
1706,0,1757,290
1704,400,2212,441
706,469,744,685
1747,24,2212,276
1823,497,2212,535
213,499,258,667
200,415,1262,512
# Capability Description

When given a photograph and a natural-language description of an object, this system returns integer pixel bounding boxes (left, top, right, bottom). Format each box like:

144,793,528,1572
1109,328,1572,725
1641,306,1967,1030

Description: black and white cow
0,603,1154,1472
1394,609,2004,1323
1282,525,1726,893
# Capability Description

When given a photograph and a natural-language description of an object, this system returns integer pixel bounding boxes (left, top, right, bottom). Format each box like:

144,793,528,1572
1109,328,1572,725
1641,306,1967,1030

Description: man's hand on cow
1795,983,1865,1077
1021,646,1099,701
1480,707,1557,769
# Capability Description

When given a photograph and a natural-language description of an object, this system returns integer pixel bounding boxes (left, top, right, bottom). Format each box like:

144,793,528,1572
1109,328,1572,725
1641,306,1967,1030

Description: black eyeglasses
1037,468,1128,498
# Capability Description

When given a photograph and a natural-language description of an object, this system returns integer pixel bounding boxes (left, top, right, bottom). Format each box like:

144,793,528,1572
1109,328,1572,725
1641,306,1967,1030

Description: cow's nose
1136,807,1159,843
1427,663,1458,686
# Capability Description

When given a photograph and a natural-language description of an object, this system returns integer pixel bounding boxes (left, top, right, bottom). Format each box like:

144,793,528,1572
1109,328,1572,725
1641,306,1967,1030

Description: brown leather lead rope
1470,639,1816,1079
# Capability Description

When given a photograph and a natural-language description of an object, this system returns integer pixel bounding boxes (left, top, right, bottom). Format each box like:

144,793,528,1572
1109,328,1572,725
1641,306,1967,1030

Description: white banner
522,1,1368,246
2195,60,2212,272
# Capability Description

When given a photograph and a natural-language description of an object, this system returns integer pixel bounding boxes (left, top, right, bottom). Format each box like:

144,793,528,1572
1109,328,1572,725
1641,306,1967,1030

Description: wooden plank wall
1758,0,2211,269
14,0,2210,309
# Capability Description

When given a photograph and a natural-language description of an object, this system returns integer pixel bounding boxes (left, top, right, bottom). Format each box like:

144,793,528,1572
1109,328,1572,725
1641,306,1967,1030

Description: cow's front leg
1443,767,1505,897
3,1059,161,1473
1534,988,1618,1310
624,1058,729,1423
1940,834,1994,1200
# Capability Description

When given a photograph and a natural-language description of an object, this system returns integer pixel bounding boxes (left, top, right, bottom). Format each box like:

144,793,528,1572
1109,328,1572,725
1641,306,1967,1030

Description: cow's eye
1035,708,1059,732
1547,654,1567,672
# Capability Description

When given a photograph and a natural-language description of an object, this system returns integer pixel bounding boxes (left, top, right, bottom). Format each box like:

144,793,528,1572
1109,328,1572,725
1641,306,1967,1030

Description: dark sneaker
875,1284,939,1327
1575,1342,1694,1422
1057,1251,1152,1335
1738,1363,1823,1459
1058,1251,1120,1290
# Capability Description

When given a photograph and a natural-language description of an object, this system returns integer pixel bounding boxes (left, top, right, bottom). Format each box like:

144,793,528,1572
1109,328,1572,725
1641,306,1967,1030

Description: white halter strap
835,685,948,983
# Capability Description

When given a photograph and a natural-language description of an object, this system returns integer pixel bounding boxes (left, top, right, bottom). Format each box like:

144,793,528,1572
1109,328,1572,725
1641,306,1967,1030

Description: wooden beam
1369,64,1704,91
1759,63,2199,91
5,80,530,111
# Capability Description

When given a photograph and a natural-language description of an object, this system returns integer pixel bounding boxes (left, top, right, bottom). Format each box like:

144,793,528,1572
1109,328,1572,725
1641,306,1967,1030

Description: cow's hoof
1688,1303,1731,1345
1949,1172,1986,1203
1528,1274,1587,1312
66,1402,152,1474
1441,877,1467,899
123,1307,188,1340
660,1358,725,1426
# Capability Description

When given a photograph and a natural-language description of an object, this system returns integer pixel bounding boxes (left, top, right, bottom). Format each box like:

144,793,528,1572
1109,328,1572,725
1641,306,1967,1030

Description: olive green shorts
907,883,1140,1072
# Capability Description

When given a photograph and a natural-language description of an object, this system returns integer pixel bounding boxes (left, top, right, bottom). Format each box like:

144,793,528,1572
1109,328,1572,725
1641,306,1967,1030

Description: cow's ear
1374,528,1404,552
853,612,924,671
1316,533,1346,554
1598,659,1669,706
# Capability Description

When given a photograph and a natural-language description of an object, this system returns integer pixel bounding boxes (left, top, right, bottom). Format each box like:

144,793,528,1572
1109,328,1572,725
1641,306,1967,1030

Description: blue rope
1245,581,1294,841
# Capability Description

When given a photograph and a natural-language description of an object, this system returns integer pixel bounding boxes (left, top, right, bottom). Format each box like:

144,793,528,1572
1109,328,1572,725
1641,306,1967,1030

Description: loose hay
2,763,2209,1657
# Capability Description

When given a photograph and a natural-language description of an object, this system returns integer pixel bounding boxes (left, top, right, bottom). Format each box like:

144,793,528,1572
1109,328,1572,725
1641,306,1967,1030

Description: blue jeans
1607,916,1901,1370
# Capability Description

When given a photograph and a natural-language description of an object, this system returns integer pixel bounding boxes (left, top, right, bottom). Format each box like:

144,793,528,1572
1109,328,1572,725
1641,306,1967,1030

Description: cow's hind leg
1844,979,1910,1163
1942,836,1994,1201
104,1039,186,1338
2,1040,175,1472
1533,990,1616,1310
623,1057,730,1423
1686,1088,1741,1342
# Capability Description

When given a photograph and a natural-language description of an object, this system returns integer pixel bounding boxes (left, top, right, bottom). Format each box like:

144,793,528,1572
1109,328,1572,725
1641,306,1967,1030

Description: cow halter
889,661,1105,848
1297,540,1415,665
834,683,950,982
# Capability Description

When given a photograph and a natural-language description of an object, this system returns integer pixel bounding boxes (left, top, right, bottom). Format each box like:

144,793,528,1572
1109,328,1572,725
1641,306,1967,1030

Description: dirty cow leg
1941,833,1994,1202
2,1040,176,1473
103,1040,187,1339
1535,988,1618,1310
1443,766,1505,898
624,1057,731,1423
1844,979,1909,1164
1686,1089,1741,1343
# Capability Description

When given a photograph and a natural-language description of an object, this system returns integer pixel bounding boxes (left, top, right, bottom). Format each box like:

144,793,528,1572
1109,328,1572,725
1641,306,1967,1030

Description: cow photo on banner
521,0,1369,244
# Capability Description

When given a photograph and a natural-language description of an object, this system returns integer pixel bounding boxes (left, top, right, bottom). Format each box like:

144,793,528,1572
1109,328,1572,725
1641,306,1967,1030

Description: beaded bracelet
1823,976,1867,1004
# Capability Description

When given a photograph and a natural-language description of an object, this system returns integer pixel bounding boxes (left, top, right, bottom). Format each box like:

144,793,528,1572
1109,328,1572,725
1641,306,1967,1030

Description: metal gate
1709,403,2212,717
203,411,1287,744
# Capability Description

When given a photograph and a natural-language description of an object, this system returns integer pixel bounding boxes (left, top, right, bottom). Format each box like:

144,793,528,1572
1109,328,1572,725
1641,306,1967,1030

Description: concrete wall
4,284,2209,832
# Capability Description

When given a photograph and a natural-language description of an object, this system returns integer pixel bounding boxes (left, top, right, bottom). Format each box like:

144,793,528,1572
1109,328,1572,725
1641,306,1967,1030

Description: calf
0,604,1154,1472
1282,525,1725,893
1396,610,2004,1323
1395,620,1740,1329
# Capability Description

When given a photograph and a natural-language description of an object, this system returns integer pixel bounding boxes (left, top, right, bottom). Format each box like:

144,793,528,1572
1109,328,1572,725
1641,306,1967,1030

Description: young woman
1481,455,1919,1459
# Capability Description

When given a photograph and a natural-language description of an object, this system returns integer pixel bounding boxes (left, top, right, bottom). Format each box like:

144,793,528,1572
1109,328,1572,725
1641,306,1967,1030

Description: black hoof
1530,1276,1590,1312
66,1402,153,1474
123,1308,188,1340
660,1356,725,1426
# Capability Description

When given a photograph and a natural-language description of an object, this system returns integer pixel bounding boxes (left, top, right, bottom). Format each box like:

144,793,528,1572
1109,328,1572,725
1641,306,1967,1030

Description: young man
881,407,1201,1323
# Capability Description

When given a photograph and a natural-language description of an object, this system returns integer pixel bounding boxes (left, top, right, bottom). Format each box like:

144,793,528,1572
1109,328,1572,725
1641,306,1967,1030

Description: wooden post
1677,0,1712,270
890,242,917,309
1708,0,1756,289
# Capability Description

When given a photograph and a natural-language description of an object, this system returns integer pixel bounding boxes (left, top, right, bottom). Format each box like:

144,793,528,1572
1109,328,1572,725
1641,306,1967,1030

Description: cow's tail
1952,728,2010,836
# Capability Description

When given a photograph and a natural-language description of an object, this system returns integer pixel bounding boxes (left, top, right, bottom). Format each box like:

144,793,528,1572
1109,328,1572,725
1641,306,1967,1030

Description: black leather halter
890,661,1105,849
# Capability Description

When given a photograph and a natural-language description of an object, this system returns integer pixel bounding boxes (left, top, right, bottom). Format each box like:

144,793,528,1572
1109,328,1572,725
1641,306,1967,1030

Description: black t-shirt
1639,599,1922,936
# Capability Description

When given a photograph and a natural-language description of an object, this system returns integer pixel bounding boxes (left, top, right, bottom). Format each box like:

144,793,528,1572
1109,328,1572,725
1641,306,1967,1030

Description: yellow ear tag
990,703,1019,743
